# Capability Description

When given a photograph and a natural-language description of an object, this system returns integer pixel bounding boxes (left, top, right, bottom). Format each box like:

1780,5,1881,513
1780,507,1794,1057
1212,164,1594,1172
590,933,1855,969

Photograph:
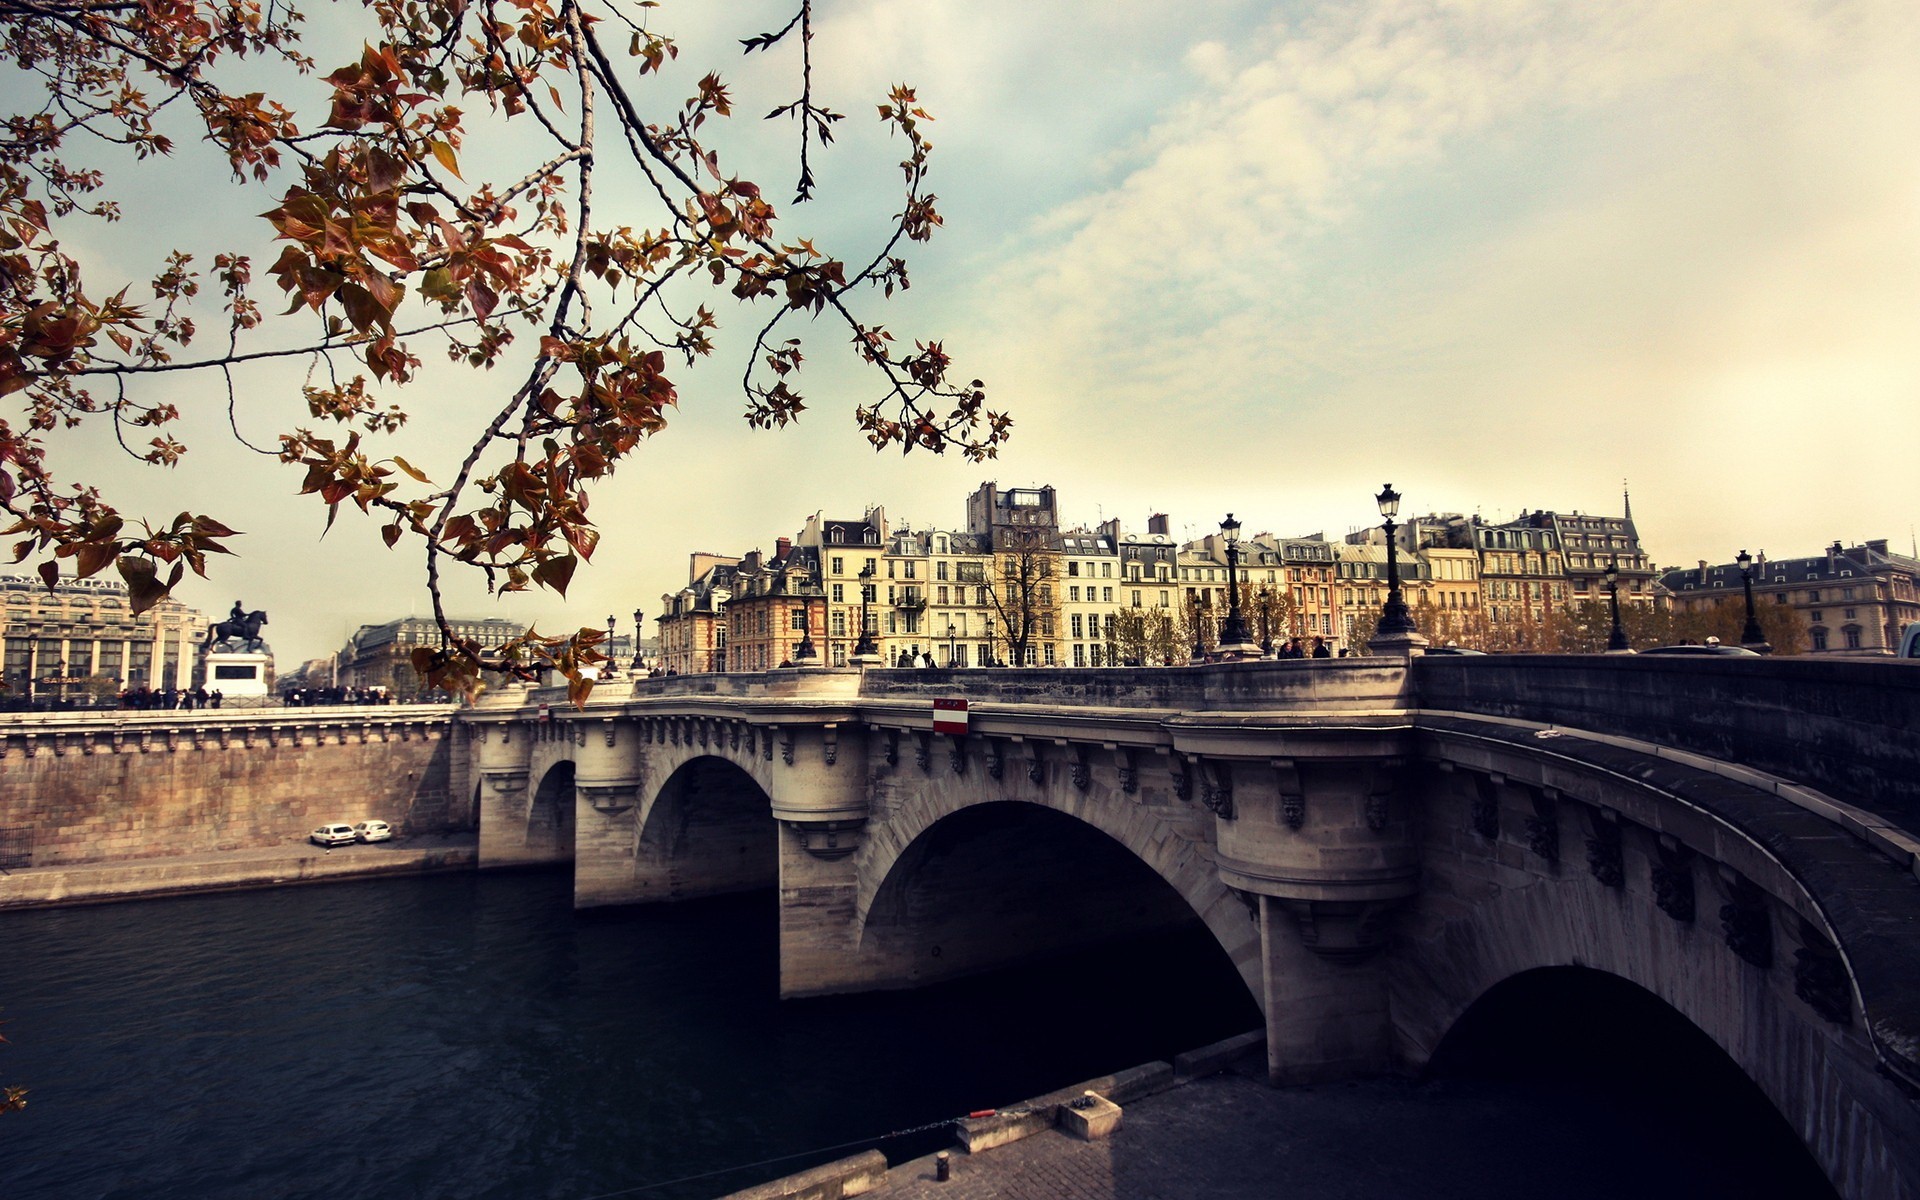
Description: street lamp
1737,549,1770,653
793,599,819,663
853,564,879,659
631,608,646,672
1375,484,1417,636
606,614,619,677
946,622,957,668
1604,558,1631,652
1218,514,1254,650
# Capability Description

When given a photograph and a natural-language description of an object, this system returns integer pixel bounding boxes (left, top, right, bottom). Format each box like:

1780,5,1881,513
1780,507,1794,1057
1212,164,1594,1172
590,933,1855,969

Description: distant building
1,573,210,699
338,615,526,693
657,553,739,673
966,481,1059,550
1660,540,1920,654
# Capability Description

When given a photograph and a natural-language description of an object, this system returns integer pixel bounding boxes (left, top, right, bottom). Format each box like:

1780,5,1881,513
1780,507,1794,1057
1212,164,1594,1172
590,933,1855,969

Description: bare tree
984,530,1058,666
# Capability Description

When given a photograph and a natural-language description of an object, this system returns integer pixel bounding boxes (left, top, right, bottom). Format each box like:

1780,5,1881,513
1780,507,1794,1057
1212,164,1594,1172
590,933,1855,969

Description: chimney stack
775,536,792,561
1698,559,1708,584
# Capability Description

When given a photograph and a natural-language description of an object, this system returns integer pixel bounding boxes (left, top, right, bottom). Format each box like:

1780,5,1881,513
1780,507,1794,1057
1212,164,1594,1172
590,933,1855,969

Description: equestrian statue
206,601,270,653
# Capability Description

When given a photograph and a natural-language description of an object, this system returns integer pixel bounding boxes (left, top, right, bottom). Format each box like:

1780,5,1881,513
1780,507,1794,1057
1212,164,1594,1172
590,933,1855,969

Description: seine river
0,870,1834,1199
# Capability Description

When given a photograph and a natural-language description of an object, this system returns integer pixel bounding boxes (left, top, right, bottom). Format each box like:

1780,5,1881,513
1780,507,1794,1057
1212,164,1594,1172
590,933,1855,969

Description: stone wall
0,708,463,867
1414,655,1920,828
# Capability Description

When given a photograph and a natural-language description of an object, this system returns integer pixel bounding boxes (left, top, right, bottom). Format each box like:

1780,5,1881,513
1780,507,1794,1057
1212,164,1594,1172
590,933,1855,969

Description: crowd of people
117,686,226,710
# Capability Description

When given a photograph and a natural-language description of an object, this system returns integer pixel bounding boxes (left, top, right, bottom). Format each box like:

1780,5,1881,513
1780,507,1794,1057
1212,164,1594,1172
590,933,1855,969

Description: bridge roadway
464,655,1920,1200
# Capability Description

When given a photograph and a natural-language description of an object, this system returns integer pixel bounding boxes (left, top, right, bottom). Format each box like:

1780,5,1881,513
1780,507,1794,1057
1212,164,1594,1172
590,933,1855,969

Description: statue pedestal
205,650,273,697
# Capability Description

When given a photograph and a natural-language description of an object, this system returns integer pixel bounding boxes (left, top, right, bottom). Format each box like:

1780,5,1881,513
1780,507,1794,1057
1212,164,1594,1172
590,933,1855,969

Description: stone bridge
461,658,1920,1200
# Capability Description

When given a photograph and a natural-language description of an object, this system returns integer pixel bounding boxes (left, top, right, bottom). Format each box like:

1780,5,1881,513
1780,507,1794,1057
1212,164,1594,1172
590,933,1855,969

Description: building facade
2,573,210,701
338,615,526,694
1660,540,1920,655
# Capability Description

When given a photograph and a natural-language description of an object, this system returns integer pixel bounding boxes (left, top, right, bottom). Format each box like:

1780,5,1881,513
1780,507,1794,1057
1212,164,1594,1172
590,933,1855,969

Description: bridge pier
1213,754,1418,1083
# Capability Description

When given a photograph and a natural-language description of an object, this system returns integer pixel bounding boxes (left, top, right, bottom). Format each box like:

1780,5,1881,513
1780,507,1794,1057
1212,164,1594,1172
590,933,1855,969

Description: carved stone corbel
948,736,966,775
1171,756,1192,802
1276,898,1403,963
1116,747,1137,795
1525,788,1559,865
730,724,741,750
1584,808,1624,889
763,732,774,761
823,725,838,767
1271,759,1303,829
1470,775,1500,840
783,818,865,861
1719,873,1772,968
578,783,639,815
781,734,796,766
1651,839,1695,922
602,719,617,748
985,740,1004,780
1793,922,1851,1024
1025,749,1045,786
914,732,932,773
1201,760,1234,820
885,730,900,768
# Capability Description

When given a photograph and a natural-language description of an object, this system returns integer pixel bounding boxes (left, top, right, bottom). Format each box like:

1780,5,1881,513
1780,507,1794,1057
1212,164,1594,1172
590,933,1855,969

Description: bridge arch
629,754,780,903
1431,965,1838,1196
856,790,1259,1000
526,760,576,860
1398,743,1904,1200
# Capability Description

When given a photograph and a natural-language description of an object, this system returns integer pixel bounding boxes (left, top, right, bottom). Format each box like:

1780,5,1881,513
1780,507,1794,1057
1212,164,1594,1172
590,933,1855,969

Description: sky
7,0,1920,668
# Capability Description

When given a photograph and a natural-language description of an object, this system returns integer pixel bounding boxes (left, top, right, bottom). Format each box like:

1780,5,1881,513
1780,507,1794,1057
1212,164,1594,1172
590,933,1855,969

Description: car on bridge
1898,623,1920,658
353,820,393,843
310,823,358,847
1638,643,1762,657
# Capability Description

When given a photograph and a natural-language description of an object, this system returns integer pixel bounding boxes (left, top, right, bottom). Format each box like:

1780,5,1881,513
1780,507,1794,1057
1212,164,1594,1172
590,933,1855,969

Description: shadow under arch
528,760,576,859
1428,965,1839,1198
635,755,778,900
860,801,1259,1016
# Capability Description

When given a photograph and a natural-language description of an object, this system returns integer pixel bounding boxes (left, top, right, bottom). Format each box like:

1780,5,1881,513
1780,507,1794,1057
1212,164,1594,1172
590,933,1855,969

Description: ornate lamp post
1604,558,1631,652
1217,514,1256,652
853,564,879,660
1375,484,1417,636
946,622,957,668
1737,549,1771,653
605,614,619,677
631,608,646,672
793,599,819,664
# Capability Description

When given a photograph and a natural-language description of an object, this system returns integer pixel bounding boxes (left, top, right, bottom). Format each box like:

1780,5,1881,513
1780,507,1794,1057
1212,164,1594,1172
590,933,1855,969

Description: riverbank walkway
0,831,478,910
726,1044,1734,1200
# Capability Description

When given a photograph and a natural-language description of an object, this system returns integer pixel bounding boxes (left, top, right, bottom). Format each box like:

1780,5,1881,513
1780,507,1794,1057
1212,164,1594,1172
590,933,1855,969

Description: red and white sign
933,698,969,736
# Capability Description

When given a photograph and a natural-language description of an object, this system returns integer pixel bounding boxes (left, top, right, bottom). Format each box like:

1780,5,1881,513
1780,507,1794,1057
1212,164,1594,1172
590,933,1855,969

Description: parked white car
310,823,357,846
353,820,393,843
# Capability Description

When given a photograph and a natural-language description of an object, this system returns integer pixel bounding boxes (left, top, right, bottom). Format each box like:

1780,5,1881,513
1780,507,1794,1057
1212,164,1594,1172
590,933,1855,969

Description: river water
0,870,1836,1199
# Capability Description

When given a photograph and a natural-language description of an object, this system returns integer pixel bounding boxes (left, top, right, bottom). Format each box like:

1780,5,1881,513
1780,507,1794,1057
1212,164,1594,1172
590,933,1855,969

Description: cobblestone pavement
872,1061,1768,1200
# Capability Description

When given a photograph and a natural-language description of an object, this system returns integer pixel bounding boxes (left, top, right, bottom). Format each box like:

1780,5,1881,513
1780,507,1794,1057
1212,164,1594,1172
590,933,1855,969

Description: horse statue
206,610,269,653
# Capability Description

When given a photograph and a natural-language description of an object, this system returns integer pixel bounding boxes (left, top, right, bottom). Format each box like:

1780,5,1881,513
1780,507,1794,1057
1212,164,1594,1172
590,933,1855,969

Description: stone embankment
0,832,479,909
0,705,474,908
